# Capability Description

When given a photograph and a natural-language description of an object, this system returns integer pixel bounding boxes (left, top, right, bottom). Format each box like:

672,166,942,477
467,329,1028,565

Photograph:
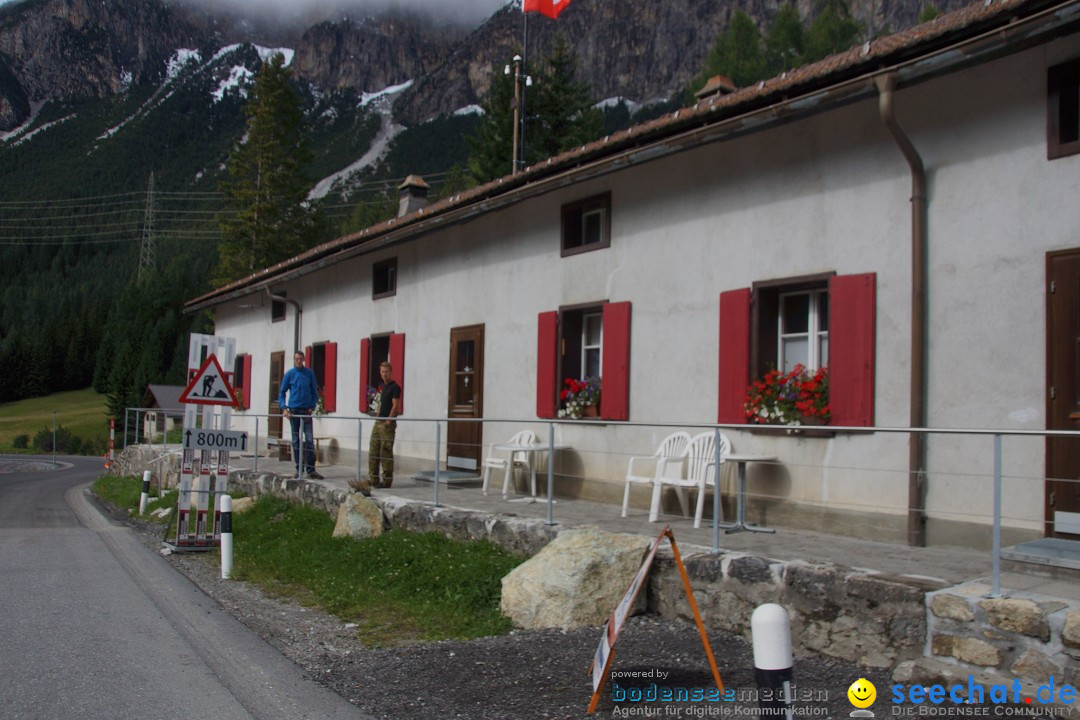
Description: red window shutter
601,301,631,421
536,311,558,418
389,333,405,415
359,338,370,412
305,345,312,368
718,288,751,424
829,273,876,427
323,342,337,413
241,354,252,409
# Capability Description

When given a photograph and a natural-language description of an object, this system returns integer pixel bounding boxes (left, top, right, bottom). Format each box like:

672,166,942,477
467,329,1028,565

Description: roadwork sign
179,354,236,406
183,428,249,452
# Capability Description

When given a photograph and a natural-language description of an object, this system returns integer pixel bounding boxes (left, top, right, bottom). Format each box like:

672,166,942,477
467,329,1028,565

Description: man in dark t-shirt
369,361,401,488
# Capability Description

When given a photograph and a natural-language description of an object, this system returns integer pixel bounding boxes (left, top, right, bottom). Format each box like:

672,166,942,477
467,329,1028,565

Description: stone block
930,593,975,622
1062,611,1080,649
978,598,1050,642
501,528,650,630
1010,650,1060,682
231,497,255,513
332,494,383,540
932,634,1003,667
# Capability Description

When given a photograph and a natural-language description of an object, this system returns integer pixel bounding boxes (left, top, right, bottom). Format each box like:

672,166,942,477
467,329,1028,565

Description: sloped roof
142,384,185,412
186,0,1080,311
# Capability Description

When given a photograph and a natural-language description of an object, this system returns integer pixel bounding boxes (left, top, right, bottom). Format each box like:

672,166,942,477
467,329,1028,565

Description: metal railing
123,406,1080,597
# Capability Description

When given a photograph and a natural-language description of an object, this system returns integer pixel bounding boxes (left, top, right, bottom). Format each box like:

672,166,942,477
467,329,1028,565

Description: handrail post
546,422,555,525
434,420,442,507
991,433,1002,598
123,409,130,451
356,417,362,487
253,416,259,473
713,427,722,554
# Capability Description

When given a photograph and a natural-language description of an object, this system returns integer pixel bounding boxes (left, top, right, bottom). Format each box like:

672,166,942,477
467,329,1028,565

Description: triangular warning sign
179,354,237,406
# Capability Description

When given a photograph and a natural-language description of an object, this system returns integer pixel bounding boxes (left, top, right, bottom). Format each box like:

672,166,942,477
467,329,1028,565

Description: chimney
397,174,430,217
695,74,737,102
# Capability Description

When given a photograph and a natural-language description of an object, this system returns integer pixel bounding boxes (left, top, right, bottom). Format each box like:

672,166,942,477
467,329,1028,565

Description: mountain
0,0,964,409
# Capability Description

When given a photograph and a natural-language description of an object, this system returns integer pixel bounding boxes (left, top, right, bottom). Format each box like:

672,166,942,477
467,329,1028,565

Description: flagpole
521,2,528,172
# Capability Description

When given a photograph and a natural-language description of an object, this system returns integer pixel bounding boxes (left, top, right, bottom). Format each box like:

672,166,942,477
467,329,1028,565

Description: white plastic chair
481,429,537,497
685,431,732,528
621,431,691,522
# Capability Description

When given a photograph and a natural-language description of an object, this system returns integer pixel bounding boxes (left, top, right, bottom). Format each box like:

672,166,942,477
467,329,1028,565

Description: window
272,291,286,322
561,193,611,256
536,301,631,420
233,354,252,409
305,341,337,413
778,289,829,372
373,258,397,298
1048,58,1080,160
359,333,406,414
718,273,875,426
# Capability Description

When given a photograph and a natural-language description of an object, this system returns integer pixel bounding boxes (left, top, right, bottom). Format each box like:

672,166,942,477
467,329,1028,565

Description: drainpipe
875,73,928,548
266,288,302,353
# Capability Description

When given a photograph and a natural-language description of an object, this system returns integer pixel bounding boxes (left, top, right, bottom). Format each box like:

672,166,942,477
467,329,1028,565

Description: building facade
188,0,1080,547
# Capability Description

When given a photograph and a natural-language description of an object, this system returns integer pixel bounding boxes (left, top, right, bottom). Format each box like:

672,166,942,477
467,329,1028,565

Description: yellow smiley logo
848,678,877,708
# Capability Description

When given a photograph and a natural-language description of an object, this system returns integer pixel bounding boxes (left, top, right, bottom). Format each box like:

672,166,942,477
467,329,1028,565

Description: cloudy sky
0,0,513,25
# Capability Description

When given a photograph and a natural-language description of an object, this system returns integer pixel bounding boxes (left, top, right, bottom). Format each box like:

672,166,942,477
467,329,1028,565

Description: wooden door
447,325,484,470
1046,250,1080,537
269,351,285,440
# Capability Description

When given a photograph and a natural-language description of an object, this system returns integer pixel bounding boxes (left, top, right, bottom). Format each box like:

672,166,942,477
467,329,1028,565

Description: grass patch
91,479,526,646
0,388,109,453
232,496,524,646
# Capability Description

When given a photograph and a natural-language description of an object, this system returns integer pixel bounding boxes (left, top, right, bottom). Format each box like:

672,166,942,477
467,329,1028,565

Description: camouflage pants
368,420,396,487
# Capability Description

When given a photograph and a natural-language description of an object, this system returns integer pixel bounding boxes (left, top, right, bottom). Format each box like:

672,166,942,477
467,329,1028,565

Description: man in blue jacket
278,351,322,479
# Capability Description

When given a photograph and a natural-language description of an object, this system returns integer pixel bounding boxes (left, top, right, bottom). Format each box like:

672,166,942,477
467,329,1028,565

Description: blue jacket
278,366,319,410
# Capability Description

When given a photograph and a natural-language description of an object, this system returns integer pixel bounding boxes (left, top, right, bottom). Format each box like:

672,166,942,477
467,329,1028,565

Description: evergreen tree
528,35,603,163
217,53,317,286
467,60,520,185
436,163,474,200
918,3,941,23
467,37,601,185
804,0,863,63
693,11,767,93
766,4,805,74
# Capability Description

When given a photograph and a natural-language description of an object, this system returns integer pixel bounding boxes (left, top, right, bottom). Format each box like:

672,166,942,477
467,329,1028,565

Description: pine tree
693,11,767,93
804,0,863,63
766,4,805,74
468,36,601,185
467,61,520,185
528,35,603,163
217,53,317,286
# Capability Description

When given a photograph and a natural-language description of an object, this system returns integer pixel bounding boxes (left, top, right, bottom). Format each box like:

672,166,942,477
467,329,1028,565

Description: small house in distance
141,384,184,441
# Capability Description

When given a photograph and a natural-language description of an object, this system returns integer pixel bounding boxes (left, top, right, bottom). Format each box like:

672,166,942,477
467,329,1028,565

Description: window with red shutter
720,273,876,428
535,302,632,420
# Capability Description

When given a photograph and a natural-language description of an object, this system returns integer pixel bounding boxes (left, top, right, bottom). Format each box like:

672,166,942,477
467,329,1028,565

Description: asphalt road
0,455,365,720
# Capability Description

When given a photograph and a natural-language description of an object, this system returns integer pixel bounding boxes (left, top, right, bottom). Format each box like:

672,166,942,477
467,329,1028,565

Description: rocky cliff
0,0,970,133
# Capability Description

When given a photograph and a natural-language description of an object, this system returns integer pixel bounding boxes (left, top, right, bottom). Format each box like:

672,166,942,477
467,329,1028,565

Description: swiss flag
524,0,571,19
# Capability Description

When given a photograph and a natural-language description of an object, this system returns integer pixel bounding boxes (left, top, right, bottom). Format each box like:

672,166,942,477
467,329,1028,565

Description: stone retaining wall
114,447,1080,683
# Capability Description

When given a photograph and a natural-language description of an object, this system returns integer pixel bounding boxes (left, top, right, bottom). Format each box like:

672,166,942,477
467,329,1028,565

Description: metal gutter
875,73,929,548
185,0,1080,314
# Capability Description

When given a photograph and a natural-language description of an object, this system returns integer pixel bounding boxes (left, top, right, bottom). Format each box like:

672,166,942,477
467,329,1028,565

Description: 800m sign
183,429,249,452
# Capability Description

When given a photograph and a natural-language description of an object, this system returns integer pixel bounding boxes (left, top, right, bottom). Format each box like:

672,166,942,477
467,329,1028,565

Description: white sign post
167,333,237,552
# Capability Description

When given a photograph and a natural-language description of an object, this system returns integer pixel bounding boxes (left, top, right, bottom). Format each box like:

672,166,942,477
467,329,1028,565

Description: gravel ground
123,512,893,720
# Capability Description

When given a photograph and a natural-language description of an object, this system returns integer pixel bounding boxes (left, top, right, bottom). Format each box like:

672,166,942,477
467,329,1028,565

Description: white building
186,0,1080,548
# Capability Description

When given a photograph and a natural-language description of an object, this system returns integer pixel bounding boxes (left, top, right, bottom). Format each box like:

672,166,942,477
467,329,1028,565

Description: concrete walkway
234,454,1076,600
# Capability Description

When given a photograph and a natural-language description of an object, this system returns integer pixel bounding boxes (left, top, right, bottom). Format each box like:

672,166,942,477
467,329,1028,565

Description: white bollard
752,603,794,720
139,470,151,515
220,495,233,580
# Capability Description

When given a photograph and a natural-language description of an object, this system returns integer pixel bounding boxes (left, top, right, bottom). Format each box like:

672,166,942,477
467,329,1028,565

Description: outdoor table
492,442,570,503
718,453,778,534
